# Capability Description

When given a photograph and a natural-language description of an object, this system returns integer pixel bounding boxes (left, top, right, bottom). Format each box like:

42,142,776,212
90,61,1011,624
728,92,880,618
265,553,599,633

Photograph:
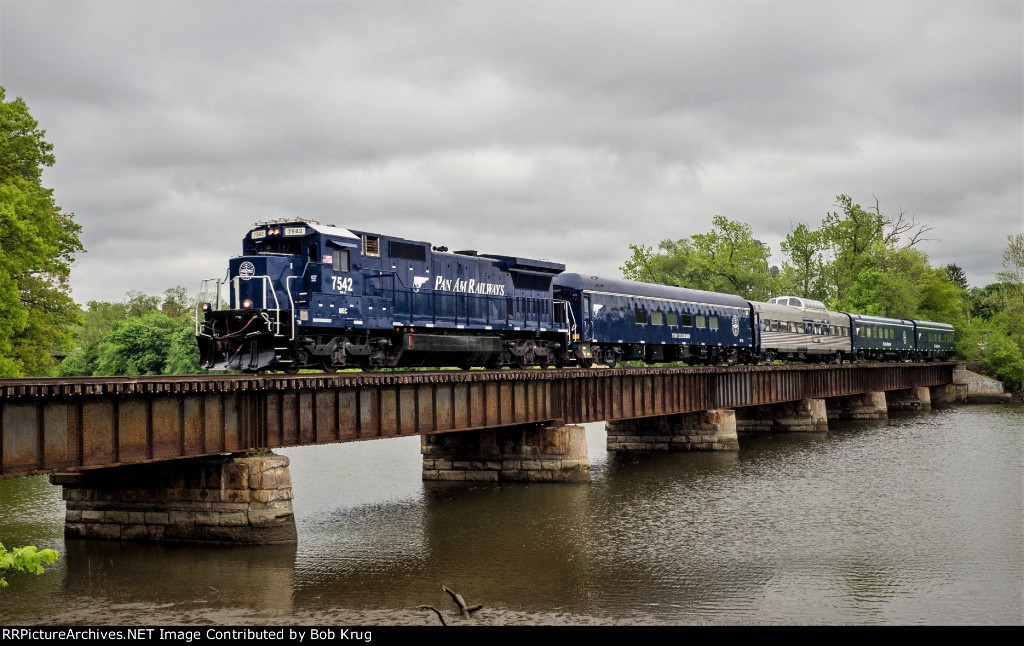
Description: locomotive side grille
390,240,426,262
362,235,380,257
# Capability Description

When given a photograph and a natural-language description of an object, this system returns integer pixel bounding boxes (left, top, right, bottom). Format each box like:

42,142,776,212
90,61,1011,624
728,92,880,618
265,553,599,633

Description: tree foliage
0,88,83,377
778,223,826,300
945,264,969,290
59,286,202,377
0,542,58,588
621,215,774,300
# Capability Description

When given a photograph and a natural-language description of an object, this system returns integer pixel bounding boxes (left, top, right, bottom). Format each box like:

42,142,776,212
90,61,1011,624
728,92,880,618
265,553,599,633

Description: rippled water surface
1,404,1021,625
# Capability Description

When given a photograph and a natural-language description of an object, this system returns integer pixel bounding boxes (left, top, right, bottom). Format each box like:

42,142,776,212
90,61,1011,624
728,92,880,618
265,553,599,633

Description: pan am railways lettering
434,276,506,296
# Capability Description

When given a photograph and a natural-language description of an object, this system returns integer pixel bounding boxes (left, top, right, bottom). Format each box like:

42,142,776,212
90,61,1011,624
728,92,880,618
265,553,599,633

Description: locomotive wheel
322,359,339,373
538,354,551,369
359,360,379,372
578,357,594,369
283,366,300,374
513,354,531,370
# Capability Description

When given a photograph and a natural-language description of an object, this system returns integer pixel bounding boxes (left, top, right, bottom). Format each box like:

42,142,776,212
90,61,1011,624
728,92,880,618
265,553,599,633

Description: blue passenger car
848,314,916,361
552,273,755,366
912,319,955,360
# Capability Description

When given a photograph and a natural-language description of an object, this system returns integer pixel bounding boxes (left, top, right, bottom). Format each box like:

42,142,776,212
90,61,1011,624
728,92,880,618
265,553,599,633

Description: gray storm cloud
2,0,1020,302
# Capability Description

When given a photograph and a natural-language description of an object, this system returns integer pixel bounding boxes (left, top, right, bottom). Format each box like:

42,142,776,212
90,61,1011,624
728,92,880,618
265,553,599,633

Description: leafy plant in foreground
0,542,59,588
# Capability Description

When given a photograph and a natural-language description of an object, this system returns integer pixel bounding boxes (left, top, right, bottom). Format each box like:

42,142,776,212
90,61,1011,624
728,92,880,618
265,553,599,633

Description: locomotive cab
197,220,365,372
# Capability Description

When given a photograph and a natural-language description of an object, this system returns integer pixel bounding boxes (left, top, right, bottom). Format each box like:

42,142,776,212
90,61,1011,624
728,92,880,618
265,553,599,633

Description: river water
1,403,1020,626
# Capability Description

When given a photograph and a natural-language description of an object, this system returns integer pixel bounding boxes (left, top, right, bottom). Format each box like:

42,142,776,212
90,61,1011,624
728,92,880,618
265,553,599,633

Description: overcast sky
2,0,1020,303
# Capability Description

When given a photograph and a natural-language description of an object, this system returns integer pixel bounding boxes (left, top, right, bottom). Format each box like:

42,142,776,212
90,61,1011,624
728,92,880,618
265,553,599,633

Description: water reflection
0,405,1020,625
60,539,298,610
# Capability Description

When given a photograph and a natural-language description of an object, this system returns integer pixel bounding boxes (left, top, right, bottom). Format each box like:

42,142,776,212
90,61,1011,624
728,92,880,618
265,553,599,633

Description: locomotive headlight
241,299,254,310
202,302,212,312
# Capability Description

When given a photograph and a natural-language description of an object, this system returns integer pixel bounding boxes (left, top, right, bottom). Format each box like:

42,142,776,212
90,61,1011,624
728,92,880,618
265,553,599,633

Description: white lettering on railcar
671,333,691,339
433,276,505,295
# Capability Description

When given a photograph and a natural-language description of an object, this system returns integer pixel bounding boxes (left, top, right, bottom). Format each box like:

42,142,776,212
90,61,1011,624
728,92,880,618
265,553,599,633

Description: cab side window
332,249,350,272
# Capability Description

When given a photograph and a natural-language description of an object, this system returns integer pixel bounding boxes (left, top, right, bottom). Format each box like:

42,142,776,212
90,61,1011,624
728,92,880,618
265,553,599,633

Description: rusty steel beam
0,363,956,478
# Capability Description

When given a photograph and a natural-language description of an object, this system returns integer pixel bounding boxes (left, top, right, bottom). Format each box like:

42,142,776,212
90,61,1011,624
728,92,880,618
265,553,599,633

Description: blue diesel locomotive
196,219,955,372
196,220,568,372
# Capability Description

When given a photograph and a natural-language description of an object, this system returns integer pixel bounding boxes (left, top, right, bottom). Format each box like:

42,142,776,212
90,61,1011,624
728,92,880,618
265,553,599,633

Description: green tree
945,263,969,290
164,315,202,374
0,87,83,377
124,290,162,318
970,283,1005,321
991,234,1024,358
818,195,889,305
58,300,129,376
981,329,1024,392
59,287,203,377
779,223,826,300
161,285,194,319
95,310,177,376
0,542,58,588
621,215,774,300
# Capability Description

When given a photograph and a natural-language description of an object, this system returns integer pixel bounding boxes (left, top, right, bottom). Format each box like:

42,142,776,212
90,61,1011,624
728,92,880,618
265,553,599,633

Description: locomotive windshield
247,238,304,256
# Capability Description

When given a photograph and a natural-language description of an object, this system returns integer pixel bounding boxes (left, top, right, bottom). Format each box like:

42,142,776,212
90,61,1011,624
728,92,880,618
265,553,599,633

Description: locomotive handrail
286,276,296,341
554,299,574,353
229,275,280,312
195,277,225,337
230,275,282,337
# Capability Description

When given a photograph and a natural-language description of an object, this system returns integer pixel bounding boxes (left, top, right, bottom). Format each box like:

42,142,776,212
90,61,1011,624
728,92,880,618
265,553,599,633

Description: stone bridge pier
605,410,740,452
825,391,889,420
421,422,589,482
735,399,830,433
51,454,297,543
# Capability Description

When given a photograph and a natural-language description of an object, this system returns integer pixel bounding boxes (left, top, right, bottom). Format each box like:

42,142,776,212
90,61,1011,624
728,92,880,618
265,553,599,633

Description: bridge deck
0,363,956,478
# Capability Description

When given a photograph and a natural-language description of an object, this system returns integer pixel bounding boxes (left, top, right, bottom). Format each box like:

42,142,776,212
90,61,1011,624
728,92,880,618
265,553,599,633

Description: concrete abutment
51,454,297,544
930,383,968,405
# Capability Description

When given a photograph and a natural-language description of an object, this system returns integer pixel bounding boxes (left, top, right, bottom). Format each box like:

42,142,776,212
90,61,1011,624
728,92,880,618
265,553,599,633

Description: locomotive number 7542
331,276,353,293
